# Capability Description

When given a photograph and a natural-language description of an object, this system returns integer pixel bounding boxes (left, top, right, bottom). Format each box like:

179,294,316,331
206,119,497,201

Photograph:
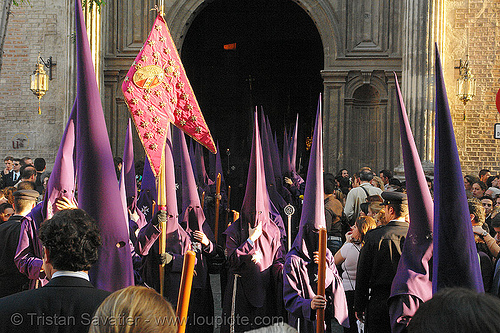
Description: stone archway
173,0,328,186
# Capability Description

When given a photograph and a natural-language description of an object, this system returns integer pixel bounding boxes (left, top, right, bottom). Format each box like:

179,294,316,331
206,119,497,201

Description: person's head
17,180,36,191
89,286,177,333
425,176,433,192
12,158,21,172
337,168,349,178
3,186,16,205
479,169,491,183
472,181,487,198
379,169,393,185
382,191,408,221
388,177,402,188
20,157,33,167
359,202,369,217
407,287,500,333
480,196,494,216
12,189,38,215
34,158,46,172
464,175,479,191
367,200,384,217
39,209,101,279
496,193,500,207
323,172,335,195
491,214,500,235
3,156,13,171
468,199,485,226
0,202,14,222
352,216,377,243
371,176,384,190
359,169,374,182
374,209,387,226
114,156,123,181
333,189,345,204
20,166,37,182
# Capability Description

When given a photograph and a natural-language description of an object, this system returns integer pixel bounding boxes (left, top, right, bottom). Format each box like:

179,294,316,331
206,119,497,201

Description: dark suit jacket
0,215,30,298
0,276,110,333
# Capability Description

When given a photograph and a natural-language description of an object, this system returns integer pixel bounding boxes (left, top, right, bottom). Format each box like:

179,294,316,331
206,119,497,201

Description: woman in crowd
89,286,177,333
464,175,480,198
0,202,14,222
472,181,488,199
371,176,385,191
334,216,377,332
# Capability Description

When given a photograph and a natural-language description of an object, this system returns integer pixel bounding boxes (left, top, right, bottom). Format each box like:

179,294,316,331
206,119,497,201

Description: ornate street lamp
30,56,53,114
456,55,476,106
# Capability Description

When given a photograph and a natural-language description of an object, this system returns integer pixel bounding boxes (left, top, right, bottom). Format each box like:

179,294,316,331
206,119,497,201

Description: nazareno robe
284,246,349,331
222,217,284,333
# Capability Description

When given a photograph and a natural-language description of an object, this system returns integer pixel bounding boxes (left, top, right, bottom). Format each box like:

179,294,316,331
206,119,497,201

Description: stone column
400,0,444,174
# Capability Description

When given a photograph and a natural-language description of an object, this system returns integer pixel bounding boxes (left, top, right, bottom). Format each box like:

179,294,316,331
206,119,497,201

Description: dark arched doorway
181,0,323,202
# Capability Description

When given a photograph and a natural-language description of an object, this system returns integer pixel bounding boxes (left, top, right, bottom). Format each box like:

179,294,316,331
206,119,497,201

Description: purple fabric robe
284,248,345,331
222,112,284,332
388,74,433,332
138,128,192,306
284,97,349,330
14,204,48,290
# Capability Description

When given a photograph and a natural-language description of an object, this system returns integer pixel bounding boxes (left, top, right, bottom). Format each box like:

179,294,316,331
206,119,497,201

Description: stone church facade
0,0,499,176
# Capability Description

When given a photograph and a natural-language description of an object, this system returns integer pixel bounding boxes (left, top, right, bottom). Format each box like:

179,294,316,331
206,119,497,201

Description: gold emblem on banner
133,65,164,89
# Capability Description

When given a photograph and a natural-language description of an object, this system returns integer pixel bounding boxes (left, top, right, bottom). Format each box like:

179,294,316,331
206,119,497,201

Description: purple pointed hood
214,141,225,188
123,119,136,204
137,157,157,222
43,102,76,220
390,74,433,303
260,111,277,188
433,45,483,293
121,120,146,229
189,138,198,183
209,142,216,181
289,113,299,172
164,126,191,253
282,129,293,176
75,0,133,291
266,116,282,182
195,142,214,189
177,125,206,233
291,98,325,258
240,111,271,229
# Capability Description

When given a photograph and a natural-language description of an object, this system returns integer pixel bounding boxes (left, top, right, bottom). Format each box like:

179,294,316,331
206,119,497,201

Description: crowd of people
1,142,500,333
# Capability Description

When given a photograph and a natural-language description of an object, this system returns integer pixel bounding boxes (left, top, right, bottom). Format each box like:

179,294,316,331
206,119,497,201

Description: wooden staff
158,161,167,297
225,186,232,227
176,250,196,333
316,227,327,333
201,191,205,210
214,173,221,243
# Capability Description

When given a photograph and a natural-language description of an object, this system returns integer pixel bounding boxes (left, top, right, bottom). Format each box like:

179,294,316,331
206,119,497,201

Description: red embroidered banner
122,14,216,176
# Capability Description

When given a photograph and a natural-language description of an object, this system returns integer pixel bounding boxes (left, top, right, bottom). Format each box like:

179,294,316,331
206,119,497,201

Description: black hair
20,166,36,179
34,158,46,172
464,174,480,185
359,169,373,182
479,169,491,179
379,169,393,179
473,181,488,192
408,288,500,333
0,202,13,214
39,209,101,271
323,172,335,194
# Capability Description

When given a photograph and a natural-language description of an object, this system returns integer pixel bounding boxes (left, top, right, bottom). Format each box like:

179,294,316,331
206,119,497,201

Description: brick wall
0,0,71,169
445,0,500,176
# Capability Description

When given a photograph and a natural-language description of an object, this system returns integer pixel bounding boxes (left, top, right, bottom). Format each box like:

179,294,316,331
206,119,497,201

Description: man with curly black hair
0,209,110,333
